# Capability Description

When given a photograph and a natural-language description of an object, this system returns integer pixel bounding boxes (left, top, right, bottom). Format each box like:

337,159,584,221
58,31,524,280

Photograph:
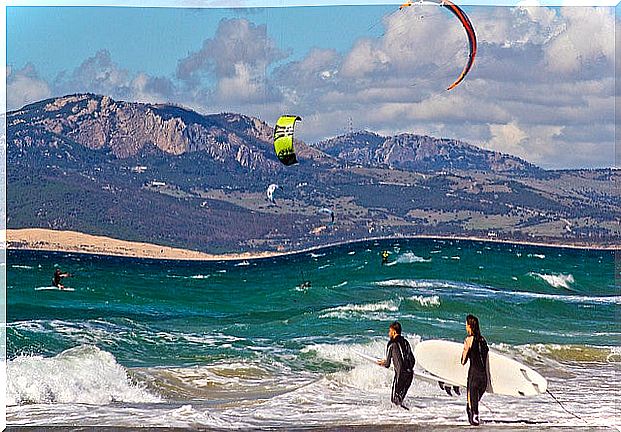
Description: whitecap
529,272,575,290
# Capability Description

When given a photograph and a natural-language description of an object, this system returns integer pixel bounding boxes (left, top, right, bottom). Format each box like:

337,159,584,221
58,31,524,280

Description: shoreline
5,228,619,262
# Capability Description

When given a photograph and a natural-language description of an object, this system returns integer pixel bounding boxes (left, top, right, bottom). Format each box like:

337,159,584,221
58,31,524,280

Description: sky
5,2,618,169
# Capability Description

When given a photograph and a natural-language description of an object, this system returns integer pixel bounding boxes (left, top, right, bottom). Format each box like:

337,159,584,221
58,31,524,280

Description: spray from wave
319,300,401,319
529,273,575,290
7,345,160,406
386,253,431,266
407,295,440,307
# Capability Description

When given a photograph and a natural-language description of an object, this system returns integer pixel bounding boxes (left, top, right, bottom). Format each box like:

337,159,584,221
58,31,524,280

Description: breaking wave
529,273,575,290
7,345,160,405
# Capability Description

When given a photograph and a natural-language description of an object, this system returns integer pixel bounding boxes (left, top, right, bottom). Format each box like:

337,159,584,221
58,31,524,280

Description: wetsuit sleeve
384,343,393,368
392,342,404,376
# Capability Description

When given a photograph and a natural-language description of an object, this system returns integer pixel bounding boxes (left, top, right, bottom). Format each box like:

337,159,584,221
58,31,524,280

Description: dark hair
389,321,402,335
466,314,481,337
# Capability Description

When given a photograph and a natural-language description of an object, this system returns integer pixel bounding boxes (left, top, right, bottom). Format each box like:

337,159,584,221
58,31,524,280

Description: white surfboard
35,286,75,292
352,350,464,396
414,339,547,397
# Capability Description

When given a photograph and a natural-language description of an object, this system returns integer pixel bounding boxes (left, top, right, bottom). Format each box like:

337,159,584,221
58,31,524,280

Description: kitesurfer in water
381,250,389,265
377,321,415,409
52,268,71,290
461,314,489,426
297,271,311,290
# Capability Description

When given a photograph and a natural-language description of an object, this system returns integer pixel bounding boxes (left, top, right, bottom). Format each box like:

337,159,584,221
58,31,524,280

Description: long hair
466,314,481,338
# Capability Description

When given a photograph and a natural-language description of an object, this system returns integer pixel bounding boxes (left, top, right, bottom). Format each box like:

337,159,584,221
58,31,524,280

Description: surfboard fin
438,381,453,396
453,386,461,395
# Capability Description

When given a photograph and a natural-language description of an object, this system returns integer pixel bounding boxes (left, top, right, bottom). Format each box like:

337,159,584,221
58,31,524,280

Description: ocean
6,238,620,430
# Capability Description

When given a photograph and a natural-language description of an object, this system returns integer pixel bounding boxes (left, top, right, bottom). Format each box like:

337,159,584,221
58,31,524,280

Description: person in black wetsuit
377,321,415,409
52,268,71,290
461,314,489,426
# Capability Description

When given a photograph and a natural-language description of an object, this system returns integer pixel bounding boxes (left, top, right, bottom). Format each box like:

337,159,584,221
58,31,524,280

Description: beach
5,229,281,261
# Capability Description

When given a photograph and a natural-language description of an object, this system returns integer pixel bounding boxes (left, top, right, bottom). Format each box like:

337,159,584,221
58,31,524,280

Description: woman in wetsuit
461,314,489,426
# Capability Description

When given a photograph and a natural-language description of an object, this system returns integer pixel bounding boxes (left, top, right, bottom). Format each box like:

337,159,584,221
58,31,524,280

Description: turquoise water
6,239,621,429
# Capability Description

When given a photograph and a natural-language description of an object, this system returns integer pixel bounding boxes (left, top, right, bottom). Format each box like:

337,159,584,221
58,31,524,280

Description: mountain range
7,93,620,252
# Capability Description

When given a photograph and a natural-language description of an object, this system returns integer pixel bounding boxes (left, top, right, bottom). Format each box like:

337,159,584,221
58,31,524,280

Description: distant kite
266,183,280,203
318,207,335,224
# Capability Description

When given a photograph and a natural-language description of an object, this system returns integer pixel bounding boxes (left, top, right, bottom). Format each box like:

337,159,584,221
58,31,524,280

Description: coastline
5,228,619,262
5,228,282,261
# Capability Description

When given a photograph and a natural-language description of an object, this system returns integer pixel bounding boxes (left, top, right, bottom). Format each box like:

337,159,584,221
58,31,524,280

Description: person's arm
461,336,472,365
377,343,393,368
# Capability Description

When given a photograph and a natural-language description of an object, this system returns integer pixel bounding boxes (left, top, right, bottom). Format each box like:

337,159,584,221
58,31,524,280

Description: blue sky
6,3,617,169
8,6,393,82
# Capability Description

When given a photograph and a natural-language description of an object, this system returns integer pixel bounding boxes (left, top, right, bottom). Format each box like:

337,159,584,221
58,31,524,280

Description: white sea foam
529,272,575,290
8,340,619,429
376,279,621,305
11,265,34,269
302,336,423,393
10,319,247,350
190,274,210,279
375,279,456,290
321,300,400,315
387,253,431,266
606,346,621,363
528,253,546,259
7,345,160,405
407,295,440,307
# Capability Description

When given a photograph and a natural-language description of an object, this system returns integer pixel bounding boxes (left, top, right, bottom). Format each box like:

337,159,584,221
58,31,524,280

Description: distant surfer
381,250,389,265
377,321,415,409
297,271,311,290
52,268,71,290
461,314,489,426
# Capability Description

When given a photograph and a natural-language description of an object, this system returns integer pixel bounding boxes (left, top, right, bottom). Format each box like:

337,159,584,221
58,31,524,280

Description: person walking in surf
377,321,415,409
461,314,489,426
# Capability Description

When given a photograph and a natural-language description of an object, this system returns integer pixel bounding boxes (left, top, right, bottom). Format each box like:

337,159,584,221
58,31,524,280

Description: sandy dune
5,228,280,261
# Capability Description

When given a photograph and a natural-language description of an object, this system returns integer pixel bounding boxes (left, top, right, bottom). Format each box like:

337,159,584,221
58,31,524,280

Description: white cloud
7,64,52,110
176,18,286,105
341,38,390,78
544,7,614,74
54,50,132,98
215,62,266,103
131,73,176,104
